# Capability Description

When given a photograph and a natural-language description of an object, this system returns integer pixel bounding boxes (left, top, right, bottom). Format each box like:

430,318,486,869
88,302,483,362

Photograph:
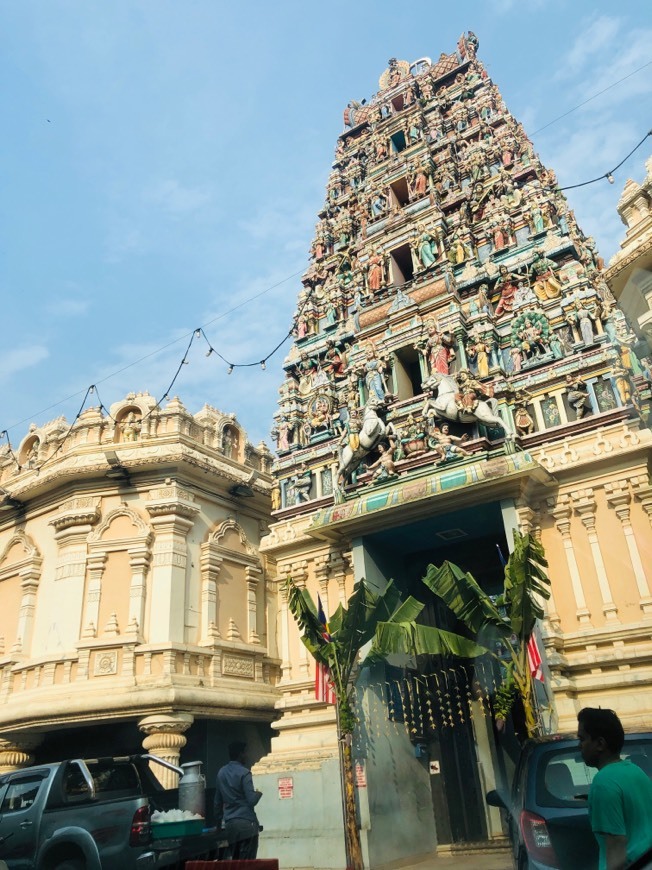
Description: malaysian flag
527,633,545,683
315,661,337,704
315,595,336,705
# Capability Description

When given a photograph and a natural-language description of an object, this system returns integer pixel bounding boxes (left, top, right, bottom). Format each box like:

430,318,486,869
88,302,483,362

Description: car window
0,774,47,813
87,762,141,796
537,749,595,807
622,742,652,778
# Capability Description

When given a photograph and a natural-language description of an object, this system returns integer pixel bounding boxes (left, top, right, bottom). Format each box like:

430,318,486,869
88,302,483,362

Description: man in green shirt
578,708,652,870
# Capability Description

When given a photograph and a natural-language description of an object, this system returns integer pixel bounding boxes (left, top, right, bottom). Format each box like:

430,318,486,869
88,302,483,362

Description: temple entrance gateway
353,502,513,851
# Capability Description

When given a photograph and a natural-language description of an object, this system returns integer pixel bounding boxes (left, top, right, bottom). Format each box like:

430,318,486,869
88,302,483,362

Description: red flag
527,633,544,682
315,661,337,704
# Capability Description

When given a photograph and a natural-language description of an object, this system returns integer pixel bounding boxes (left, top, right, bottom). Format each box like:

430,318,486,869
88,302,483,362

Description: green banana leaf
504,531,550,636
421,561,509,638
364,621,493,666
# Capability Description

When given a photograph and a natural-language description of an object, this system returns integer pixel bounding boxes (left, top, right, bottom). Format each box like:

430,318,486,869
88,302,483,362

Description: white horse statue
421,372,514,441
336,399,396,497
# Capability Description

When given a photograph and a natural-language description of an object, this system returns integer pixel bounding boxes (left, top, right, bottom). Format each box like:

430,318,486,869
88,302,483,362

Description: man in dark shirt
214,741,263,859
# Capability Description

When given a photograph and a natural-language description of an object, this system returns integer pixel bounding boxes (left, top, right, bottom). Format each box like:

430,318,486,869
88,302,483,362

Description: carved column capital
0,735,42,774
290,560,309,588
547,495,572,535
138,712,193,789
604,482,632,523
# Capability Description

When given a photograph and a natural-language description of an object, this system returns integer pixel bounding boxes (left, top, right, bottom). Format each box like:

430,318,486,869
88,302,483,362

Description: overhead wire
1,107,650,444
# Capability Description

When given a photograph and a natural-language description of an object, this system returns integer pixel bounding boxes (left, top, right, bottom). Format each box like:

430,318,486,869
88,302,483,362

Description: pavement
384,849,511,870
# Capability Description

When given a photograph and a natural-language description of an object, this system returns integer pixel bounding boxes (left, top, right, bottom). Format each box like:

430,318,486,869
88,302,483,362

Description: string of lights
1,126,650,454
1,277,319,470
555,129,652,192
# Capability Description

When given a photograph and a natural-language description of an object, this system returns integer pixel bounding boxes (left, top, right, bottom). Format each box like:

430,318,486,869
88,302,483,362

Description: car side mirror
486,789,507,810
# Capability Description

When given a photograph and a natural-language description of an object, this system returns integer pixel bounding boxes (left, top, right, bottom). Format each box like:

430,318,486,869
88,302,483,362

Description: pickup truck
0,755,217,870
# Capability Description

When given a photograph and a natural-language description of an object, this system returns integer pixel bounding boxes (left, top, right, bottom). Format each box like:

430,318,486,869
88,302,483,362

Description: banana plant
421,529,550,737
285,576,489,870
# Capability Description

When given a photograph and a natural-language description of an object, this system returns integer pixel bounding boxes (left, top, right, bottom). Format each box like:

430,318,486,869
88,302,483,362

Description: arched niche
217,422,242,462
114,405,143,444
199,518,263,644
83,507,153,639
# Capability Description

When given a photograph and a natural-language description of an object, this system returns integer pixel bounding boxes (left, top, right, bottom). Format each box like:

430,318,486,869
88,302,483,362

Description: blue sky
2,0,651,448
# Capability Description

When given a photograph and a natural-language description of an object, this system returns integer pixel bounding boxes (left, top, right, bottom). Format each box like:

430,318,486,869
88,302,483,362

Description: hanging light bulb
260,360,266,371
607,173,615,184
205,347,213,357
227,365,234,375
182,358,189,365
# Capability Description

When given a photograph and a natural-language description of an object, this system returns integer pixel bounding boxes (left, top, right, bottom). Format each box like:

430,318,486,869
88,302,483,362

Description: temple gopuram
255,34,652,869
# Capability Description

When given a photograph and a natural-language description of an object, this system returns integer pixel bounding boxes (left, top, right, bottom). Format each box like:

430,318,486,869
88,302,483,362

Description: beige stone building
606,155,652,353
0,392,279,783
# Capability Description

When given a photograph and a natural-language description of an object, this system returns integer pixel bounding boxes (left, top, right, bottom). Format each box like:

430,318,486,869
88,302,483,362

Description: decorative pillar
572,488,618,622
631,475,652,528
291,560,311,676
547,496,591,624
332,549,351,605
314,552,331,613
128,544,151,635
82,553,107,636
0,735,41,773
245,565,262,644
278,562,292,682
199,544,222,643
454,328,468,369
138,712,193,789
604,482,652,617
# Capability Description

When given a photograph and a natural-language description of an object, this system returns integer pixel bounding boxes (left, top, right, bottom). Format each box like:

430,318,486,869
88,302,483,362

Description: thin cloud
48,298,91,317
0,345,49,382
561,15,621,76
146,179,212,216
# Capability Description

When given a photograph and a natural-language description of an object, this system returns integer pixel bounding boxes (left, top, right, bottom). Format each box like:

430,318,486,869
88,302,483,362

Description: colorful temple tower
255,35,652,868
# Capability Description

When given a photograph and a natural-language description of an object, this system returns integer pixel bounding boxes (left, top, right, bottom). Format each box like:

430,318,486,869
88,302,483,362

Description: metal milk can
179,760,206,818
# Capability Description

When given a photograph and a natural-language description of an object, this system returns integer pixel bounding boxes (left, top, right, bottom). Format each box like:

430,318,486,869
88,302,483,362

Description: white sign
278,776,294,799
429,760,441,775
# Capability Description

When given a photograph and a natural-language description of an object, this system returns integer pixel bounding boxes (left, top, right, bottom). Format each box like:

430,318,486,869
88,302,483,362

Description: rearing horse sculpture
335,399,396,498
421,372,514,440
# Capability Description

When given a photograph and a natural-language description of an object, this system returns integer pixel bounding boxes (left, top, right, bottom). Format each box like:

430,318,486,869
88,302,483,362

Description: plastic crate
151,819,204,839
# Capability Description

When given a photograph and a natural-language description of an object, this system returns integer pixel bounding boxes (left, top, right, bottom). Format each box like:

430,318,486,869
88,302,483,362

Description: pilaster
572,488,618,622
604,481,652,617
146,486,200,643
547,495,591,624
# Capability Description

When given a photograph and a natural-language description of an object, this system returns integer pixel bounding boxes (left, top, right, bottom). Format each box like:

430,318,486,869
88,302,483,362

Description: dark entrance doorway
364,503,509,846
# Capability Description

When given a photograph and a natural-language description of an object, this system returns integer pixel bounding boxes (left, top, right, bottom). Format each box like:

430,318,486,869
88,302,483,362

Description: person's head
442,424,449,433
577,708,624,768
228,741,248,763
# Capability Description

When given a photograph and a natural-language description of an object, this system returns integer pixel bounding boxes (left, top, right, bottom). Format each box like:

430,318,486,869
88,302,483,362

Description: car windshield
536,739,652,807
